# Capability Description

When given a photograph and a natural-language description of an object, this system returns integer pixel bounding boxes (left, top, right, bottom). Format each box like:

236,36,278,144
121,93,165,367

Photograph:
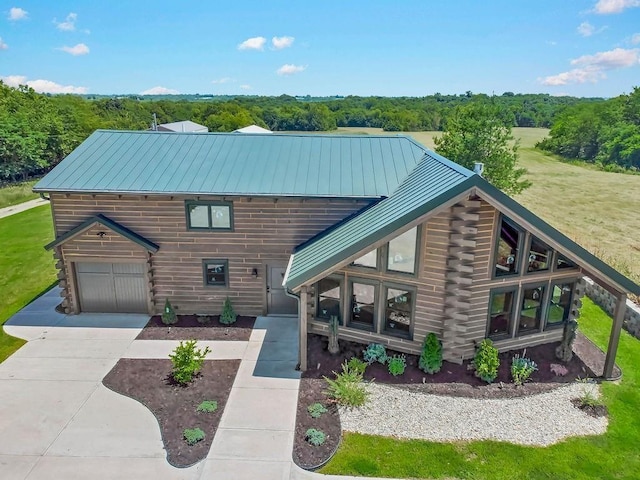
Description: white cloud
276,64,306,76
55,12,77,31
58,43,90,56
212,77,232,84
140,86,180,95
1,75,88,94
593,0,640,13
578,22,596,37
540,47,639,85
238,36,266,51
239,84,252,90
272,36,294,49
632,33,640,44
0,37,7,50
8,7,28,20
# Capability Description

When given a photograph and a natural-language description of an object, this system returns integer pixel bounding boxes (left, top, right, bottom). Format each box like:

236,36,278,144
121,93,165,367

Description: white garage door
75,262,148,313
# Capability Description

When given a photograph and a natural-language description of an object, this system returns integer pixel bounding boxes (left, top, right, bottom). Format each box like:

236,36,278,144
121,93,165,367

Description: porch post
299,286,308,372
603,291,627,379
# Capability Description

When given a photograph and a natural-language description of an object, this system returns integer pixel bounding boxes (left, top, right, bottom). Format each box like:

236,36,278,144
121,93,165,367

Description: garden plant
363,343,388,365
220,296,237,325
169,340,211,385
387,354,407,376
473,339,500,383
324,360,369,407
161,298,177,325
511,353,538,386
419,332,443,374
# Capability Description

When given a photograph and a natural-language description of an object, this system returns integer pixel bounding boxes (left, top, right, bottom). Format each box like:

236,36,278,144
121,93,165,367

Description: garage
75,262,148,313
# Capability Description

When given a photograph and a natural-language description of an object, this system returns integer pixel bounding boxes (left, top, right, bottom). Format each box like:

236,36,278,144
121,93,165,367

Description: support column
603,291,627,379
299,286,308,372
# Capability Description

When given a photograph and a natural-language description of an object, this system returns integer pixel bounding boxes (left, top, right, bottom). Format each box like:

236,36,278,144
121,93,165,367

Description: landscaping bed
103,358,239,467
136,314,256,341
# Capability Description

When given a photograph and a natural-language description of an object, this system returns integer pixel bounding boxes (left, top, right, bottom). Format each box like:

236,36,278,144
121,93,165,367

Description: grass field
336,127,640,284
0,205,57,362
0,180,40,209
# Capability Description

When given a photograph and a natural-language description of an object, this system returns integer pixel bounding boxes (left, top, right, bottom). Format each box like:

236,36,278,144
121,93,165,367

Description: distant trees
434,102,531,195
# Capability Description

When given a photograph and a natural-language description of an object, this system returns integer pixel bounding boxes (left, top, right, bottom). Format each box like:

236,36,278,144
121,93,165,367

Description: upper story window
186,201,233,231
495,217,523,277
352,249,377,269
387,227,418,274
556,253,577,270
527,236,552,273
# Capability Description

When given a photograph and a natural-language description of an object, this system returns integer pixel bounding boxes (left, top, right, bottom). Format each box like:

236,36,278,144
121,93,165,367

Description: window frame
492,215,525,279
385,225,421,277
350,248,380,271
545,281,575,330
347,278,379,332
315,274,344,322
525,235,553,275
486,286,519,341
185,200,234,231
382,282,416,340
554,252,578,271
202,259,229,287
516,282,548,336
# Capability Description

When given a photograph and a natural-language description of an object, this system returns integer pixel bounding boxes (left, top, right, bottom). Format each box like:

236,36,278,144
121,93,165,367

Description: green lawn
0,205,57,362
321,297,640,479
0,180,40,208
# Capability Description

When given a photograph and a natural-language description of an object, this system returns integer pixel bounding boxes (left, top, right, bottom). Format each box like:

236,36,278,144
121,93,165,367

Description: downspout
39,192,50,201
285,287,303,371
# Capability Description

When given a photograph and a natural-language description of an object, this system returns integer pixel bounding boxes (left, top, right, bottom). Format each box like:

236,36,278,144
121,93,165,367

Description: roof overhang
45,214,159,253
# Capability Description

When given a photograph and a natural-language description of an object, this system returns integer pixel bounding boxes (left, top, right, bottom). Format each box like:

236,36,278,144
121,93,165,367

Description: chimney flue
473,162,484,176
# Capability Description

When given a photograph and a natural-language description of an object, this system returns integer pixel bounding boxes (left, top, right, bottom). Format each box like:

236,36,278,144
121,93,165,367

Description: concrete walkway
1,289,396,480
0,198,49,219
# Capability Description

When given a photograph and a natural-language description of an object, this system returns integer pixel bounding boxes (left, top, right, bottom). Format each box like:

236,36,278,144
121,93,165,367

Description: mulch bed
293,332,616,469
135,315,256,341
103,358,239,467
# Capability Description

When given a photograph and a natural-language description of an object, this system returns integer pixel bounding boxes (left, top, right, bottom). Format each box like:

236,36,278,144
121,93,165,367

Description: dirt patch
293,378,341,470
136,315,256,341
570,398,609,418
103,358,239,467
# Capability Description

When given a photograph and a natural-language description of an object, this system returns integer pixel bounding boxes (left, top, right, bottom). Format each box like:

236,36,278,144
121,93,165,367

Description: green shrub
346,357,367,376
511,354,538,386
363,343,387,365
387,354,406,376
169,340,211,385
307,402,328,418
306,428,326,446
197,400,218,413
419,333,443,374
161,298,177,325
220,296,237,325
183,427,206,445
323,361,369,407
473,339,500,383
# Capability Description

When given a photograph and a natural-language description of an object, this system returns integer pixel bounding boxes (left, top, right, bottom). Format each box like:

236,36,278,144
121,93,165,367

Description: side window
203,259,229,287
488,288,517,339
495,217,523,277
527,236,552,273
546,282,574,328
383,286,414,339
348,281,377,331
316,276,342,321
186,201,233,230
518,285,546,334
352,249,377,269
387,227,418,274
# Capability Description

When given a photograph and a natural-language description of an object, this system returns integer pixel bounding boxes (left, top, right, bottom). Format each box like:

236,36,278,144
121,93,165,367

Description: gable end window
203,259,229,287
186,201,233,231
495,217,523,277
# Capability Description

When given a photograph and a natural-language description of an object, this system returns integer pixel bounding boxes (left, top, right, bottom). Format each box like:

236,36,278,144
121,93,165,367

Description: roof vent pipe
473,162,484,177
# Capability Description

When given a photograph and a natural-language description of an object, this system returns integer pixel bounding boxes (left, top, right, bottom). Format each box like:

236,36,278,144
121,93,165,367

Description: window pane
384,287,412,337
350,283,375,329
388,227,417,274
519,286,545,333
488,290,515,337
317,277,341,320
205,262,227,285
527,236,552,273
211,205,231,229
189,205,209,228
556,254,576,270
547,283,573,327
353,249,377,269
495,219,521,277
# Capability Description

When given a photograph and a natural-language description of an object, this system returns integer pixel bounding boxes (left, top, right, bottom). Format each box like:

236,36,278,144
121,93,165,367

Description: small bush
305,428,326,446
197,400,218,413
323,361,369,407
220,296,237,325
307,402,328,418
511,353,538,386
346,357,367,376
169,340,211,385
387,354,406,376
419,333,443,374
473,339,500,383
183,427,205,445
363,343,387,365
161,298,177,325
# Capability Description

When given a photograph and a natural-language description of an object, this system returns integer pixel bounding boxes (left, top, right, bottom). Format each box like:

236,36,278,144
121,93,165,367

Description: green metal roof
45,214,159,253
34,130,428,198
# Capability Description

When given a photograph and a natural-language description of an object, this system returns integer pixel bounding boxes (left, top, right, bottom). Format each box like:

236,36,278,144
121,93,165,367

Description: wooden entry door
267,265,298,315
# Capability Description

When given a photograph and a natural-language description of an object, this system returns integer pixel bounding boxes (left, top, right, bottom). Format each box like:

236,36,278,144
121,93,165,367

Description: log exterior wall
307,197,585,360
50,193,370,316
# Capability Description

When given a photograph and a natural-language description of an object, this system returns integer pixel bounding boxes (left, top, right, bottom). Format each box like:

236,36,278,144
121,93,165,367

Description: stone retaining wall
584,277,640,339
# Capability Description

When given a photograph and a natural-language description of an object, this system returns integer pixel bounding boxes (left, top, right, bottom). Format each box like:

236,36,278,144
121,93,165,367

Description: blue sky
1,0,639,97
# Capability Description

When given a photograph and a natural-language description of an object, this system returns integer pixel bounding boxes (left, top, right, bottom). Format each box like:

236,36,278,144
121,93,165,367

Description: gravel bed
339,382,607,446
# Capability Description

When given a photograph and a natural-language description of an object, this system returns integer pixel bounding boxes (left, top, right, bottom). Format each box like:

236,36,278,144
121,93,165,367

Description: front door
267,265,298,315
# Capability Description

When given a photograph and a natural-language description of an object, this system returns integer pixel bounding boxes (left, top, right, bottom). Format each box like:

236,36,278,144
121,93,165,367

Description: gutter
39,192,50,201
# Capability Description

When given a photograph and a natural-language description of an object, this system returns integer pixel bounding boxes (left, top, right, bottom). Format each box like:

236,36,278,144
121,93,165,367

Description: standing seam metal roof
33,130,428,197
